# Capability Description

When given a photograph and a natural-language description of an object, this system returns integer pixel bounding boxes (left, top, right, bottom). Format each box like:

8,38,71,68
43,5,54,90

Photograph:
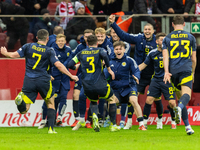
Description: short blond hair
56,34,66,40
95,27,106,34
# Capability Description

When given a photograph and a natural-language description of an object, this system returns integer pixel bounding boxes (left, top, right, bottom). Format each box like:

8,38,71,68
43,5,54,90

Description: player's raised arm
0,46,20,58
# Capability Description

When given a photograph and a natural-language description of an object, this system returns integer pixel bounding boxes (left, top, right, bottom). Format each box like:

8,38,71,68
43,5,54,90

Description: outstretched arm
162,49,171,84
55,61,79,82
139,62,147,71
0,47,20,58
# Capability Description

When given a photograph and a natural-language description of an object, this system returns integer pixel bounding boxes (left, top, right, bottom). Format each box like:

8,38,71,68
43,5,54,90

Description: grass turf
0,125,200,150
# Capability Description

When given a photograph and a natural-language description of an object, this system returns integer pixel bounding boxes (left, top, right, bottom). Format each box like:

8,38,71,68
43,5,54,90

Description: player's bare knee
146,96,155,104
107,95,116,104
169,100,176,108
73,90,80,100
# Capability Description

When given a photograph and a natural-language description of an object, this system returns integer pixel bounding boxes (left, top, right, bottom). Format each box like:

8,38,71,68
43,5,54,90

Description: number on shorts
169,87,173,95
159,60,163,68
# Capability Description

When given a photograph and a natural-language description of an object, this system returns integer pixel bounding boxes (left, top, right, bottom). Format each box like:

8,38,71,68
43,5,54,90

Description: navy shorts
114,87,137,103
137,76,151,94
147,78,175,100
22,76,54,104
171,71,193,90
83,83,113,102
74,79,82,90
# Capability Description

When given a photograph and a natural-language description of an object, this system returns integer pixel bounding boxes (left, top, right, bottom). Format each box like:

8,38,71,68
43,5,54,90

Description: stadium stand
47,2,59,15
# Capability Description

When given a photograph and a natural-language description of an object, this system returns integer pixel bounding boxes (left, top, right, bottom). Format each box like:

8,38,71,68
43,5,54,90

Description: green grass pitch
0,125,200,150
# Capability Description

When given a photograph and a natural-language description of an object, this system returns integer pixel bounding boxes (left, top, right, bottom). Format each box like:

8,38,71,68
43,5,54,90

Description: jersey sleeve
162,37,167,50
17,43,31,57
100,49,110,67
110,22,141,44
49,48,59,65
143,52,151,65
129,57,140,80
191,35,197,51
103,67,111,80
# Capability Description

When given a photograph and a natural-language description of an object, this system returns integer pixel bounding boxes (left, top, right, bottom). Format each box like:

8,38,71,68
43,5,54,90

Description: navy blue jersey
144,48,164,79
162,30,196,74
46,34,56,47
51,43,72,91
110,22,156,78
17,43,59,78
72,47,109,86
104,54,140,96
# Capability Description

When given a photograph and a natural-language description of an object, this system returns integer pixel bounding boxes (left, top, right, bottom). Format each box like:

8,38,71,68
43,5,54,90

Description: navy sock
182,106,189,126
109,103,117,125
98,99,105,120
17,100,26,113
137,117,144,122
90,102,98,116
167,105,175,121
73,100,79,118
155,100,163,119
47,108,56,131
178,94,190,109
87,107,92,122
42,102,47,120
127,104,134,118
143,103,152,119
121,103,127,119
78,89,87,118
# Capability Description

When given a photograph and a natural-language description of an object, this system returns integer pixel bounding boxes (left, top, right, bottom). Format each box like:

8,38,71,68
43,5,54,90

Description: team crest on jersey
74,83,78,87
54,93,58,98
122,62,126,67
67,52,70,57
147,90,150,94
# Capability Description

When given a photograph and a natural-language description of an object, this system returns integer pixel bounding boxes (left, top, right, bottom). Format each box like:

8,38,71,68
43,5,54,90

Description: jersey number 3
86,57,95,73
170,40,190,59
32,53,42,69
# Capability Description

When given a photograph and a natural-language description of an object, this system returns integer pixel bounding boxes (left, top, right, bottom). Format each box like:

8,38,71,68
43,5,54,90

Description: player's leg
154,98,163,129
143,96,155,129
124,103,134,129
38,102,48,129
98,98,105,126
129,95,146,130
176,88,194,135
72,87,87,130
71,87,80,127
56,88,68,126
120,103,127,128
168,100,176,129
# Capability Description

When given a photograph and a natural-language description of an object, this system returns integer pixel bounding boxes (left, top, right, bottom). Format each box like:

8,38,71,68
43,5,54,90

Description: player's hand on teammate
132,75,139,84
109,15,115,24
163,72,172,84
107,67,115,80
50,76,54,81
0,46,8,55
75,64,80,70
71,75,79,82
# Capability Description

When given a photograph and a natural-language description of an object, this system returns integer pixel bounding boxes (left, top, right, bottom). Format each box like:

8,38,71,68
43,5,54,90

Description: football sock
42,103,47,120
87,107,92,122
73,100,79,118
109,103,117,125
121,103,127,121
47,108,55,131
90,102,98,116
155,100,163,119
182,106,189,126
78,91,87,118
127,103,134,119
178,94,190,109
17,100,26,113
137,116,144,126
98,99,105,120
167,105,175,121
143,103,152,119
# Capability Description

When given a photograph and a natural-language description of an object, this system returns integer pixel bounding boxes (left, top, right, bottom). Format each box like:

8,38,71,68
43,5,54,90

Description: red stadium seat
47,2,59,15
49,0,57,2
0,89,11,100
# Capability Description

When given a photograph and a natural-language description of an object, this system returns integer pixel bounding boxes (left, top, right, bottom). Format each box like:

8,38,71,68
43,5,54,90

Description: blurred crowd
0,0,198,51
